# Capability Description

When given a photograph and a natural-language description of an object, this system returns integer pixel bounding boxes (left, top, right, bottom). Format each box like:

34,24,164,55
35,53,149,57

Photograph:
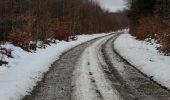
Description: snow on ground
0,33,107,100
72,35,122,100
114,32,170,90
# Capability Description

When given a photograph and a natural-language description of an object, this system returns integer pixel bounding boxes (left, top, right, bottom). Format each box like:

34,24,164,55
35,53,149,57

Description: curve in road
23,36,105,100
23,33,170,100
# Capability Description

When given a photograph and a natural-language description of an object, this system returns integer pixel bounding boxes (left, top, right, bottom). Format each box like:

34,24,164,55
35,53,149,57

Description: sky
95,0,125,12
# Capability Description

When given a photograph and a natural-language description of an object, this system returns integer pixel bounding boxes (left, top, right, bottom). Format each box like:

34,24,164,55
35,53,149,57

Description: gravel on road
23,37,103,100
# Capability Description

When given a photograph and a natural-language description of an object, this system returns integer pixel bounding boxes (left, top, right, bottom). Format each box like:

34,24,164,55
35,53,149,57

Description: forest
0,0,129,50
127,0,170,55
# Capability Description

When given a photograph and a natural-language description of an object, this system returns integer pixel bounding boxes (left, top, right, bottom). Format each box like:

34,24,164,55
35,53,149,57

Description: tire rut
101,33,170,100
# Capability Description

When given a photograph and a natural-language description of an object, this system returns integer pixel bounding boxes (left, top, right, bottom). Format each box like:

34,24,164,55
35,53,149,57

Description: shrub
47,18,71,41
7,28,31,50
130,15,170,55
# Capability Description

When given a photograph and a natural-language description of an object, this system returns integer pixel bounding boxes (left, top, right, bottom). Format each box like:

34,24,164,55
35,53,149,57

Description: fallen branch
0,60,8,66
0,48,13,58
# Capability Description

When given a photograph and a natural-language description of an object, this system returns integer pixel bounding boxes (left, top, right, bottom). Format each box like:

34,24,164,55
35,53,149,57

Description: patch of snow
72,35,122,100
114,33,170,90
117,28,129,33
0,33,107,100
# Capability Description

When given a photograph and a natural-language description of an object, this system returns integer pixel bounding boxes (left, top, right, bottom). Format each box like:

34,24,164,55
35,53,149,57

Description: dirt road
23,33,170,100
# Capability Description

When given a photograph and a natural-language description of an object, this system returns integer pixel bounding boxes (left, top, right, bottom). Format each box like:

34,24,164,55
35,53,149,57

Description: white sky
95,0,125,12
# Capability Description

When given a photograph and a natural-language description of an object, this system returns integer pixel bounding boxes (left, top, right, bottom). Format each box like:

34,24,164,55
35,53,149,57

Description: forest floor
23,32,170,100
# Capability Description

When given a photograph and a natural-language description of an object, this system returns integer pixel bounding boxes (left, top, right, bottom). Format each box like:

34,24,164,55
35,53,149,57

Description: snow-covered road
71,35,122,100
23,32,170,100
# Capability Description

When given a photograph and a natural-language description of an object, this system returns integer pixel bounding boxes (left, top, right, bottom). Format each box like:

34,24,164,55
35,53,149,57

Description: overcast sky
95,0,125,12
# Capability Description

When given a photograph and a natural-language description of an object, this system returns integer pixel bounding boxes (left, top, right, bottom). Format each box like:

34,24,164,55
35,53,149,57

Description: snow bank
114,33,170,90
0,33,107,100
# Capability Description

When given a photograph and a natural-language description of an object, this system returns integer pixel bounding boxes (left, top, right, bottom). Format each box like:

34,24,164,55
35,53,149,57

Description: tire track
101,33,170,100
23,37,104,100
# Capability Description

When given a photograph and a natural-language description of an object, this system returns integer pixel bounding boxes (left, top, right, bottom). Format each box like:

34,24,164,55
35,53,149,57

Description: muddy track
101,33,170,100
22,36,106,100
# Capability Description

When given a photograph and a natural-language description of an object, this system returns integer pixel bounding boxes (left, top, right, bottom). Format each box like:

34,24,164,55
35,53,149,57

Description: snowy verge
0,33,107,100
72,35,122,100
114,33,170,90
